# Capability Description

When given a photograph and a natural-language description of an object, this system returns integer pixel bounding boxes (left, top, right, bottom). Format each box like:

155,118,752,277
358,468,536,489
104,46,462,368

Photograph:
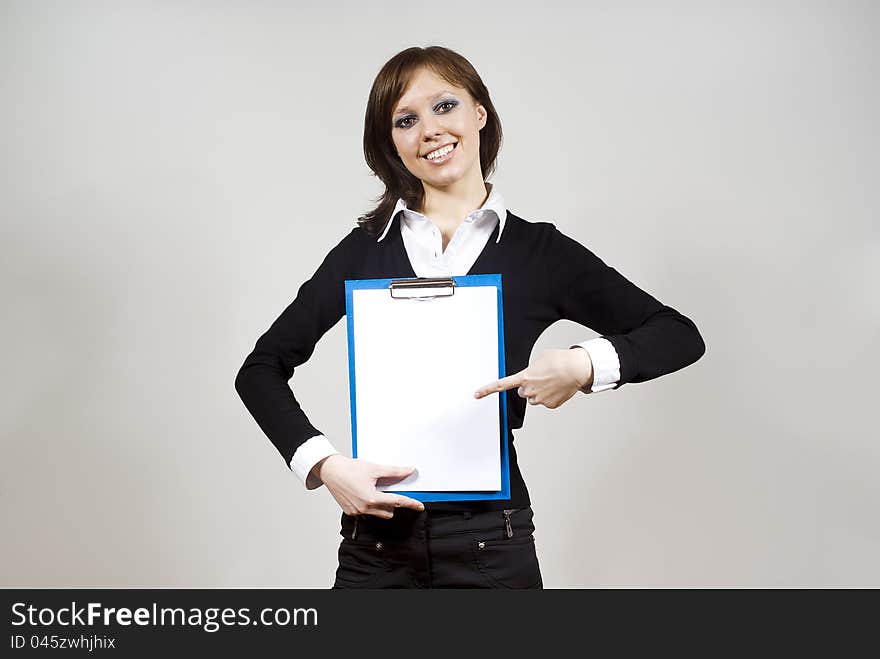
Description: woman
235,46,706,588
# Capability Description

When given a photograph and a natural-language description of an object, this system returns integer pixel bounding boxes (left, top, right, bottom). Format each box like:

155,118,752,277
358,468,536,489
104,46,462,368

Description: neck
420,176,490,229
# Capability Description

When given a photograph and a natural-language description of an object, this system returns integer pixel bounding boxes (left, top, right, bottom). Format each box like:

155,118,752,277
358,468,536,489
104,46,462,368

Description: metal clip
389,277,455,300
502,509,514,539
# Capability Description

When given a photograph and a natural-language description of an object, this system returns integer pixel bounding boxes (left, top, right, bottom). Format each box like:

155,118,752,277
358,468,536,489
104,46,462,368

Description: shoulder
504,210,570,248
505,211,606,274
305,225,373,279
505,210,556,232
324,224,373,255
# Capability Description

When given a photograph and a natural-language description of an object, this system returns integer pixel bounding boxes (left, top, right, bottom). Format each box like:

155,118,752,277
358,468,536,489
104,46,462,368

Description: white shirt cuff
290,434,340,490
570,338,621,393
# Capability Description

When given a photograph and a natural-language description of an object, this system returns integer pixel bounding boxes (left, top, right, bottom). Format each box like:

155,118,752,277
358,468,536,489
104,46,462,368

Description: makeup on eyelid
394,99,459,128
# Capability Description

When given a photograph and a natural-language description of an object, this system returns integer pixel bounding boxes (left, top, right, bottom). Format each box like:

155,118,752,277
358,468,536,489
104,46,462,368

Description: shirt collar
376,183,508,243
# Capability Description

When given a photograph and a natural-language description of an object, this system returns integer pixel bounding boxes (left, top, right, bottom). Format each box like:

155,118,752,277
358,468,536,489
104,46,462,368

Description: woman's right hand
313,455,425,518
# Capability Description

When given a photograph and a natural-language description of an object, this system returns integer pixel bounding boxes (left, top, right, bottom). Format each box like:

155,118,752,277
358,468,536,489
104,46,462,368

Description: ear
476,104,487,130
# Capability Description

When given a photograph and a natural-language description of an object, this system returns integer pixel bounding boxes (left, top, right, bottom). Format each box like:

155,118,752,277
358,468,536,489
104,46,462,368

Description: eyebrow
393,91,457,117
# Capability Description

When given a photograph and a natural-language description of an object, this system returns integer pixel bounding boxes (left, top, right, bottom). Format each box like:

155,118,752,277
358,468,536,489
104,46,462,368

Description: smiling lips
423,142,457,164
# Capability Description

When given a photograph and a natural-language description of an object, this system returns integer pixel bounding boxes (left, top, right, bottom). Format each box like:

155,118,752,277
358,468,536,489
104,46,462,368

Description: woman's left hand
474,347,593,409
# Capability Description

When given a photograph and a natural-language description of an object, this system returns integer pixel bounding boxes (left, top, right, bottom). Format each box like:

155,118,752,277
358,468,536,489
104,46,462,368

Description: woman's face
390,67,487,192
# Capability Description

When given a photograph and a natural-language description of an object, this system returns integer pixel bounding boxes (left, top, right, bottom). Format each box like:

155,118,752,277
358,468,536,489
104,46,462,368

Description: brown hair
357,46,503,237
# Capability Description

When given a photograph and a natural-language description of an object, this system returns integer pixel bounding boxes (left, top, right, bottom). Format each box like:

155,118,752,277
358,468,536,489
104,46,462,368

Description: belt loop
351,515,359,540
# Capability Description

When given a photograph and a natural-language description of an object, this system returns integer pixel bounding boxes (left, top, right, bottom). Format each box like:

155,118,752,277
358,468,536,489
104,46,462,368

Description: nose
420,113,443,141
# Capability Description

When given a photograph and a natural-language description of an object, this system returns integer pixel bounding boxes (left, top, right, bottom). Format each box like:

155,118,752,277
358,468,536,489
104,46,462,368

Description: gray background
2,0,877,587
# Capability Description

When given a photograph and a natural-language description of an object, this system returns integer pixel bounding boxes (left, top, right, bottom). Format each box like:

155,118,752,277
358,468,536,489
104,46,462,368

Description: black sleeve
234,228,359,468
547,225,705,388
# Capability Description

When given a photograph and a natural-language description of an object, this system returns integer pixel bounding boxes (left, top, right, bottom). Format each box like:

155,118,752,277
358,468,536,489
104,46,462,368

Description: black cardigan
235,211,706,511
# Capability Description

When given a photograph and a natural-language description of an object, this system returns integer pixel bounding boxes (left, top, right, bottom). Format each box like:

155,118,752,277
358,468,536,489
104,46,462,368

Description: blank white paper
350,284,501,491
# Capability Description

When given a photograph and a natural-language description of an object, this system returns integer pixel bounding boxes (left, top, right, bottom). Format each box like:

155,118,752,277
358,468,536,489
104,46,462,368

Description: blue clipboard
344,274,510,502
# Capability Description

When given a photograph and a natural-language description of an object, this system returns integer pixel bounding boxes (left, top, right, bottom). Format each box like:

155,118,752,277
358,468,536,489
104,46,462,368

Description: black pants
331,506,543,589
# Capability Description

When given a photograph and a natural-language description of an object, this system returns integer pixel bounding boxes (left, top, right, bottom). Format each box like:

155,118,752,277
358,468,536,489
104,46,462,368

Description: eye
394,100,458,130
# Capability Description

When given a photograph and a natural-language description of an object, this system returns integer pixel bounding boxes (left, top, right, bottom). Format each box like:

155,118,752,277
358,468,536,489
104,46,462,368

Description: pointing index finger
474,372,525,398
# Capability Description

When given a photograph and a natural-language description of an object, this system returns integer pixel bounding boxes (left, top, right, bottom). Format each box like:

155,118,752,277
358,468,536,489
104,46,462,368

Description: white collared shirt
290,184,621,489
377,181,509,275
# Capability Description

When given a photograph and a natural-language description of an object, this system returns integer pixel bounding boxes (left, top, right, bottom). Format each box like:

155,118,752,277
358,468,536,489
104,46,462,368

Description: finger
474,371,525,398
395,495,425,512
376,493,425,512
372,464,417,482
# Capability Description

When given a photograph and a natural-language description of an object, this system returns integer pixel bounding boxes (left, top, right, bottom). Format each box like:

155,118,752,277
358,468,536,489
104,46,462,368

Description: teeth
426,144,454,160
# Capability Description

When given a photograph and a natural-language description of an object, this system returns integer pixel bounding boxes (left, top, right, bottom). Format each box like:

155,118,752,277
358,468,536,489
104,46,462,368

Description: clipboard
344,274,510,502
